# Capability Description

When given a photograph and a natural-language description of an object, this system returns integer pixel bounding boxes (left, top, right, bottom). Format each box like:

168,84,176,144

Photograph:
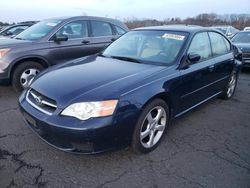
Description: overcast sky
1,0,250,23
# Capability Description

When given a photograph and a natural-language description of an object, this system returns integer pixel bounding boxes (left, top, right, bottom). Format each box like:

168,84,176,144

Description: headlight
0,48,10,59
61,100,118,120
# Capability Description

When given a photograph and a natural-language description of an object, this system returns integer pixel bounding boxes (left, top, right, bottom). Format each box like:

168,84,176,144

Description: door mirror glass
54,34,68,42
188,53,201,64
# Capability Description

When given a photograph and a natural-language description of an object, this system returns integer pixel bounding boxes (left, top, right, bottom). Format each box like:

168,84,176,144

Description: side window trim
112,25,126,35
110,24,117,35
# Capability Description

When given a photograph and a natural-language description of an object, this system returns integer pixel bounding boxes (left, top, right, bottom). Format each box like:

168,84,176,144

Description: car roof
133,25,213,34
44,16,129,30
237,31,250,33
210,25,231,28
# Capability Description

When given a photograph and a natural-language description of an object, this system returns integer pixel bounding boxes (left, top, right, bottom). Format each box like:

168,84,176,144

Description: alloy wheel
140,106,167,148
20,68,40,88
227,74,236,98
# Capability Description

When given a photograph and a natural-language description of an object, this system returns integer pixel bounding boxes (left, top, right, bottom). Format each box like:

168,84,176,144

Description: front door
175,32,217,116
89,20,116,53
48,20,94,65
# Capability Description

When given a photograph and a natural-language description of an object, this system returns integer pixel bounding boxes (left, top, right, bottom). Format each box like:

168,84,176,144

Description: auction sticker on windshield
162,33,185,40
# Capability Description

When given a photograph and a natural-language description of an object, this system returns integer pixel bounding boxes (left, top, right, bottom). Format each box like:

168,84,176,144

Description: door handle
208,65,215,72
82,40,90,44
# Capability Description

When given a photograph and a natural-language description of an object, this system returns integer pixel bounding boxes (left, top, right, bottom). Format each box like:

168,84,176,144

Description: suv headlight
0,48,10,59
61,100,118,120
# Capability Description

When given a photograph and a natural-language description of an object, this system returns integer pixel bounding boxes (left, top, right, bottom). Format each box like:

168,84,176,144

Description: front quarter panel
118,67,181,121
109,67,180,144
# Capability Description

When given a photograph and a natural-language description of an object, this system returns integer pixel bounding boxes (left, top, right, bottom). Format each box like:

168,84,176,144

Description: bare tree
125,13,250,30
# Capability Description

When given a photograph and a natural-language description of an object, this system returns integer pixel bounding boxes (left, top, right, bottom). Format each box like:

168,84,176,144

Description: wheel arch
9,56,50,81
140,92,175,120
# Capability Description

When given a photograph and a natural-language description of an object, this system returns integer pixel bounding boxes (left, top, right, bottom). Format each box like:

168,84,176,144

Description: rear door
89,20,117,52
175,32,217,115
48,20,95,65
208,31,234,91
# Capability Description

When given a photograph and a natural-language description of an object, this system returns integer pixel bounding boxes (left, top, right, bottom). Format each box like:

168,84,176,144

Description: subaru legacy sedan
19,26,241,154
0,16,128,92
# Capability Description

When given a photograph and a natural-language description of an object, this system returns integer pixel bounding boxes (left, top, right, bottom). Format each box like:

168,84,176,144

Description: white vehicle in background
244,27,250,31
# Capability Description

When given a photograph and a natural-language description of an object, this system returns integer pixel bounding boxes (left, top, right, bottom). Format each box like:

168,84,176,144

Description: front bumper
19,91,138,154
0,59,10,85
242,59,250,68
242,52,250,68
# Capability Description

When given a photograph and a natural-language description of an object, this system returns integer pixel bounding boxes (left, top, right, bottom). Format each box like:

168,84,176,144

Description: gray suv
0,16,128,91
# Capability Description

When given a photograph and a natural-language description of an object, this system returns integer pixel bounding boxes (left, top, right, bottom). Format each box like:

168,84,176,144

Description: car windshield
232,32,250,43
15,19,62,40
102,30,188,65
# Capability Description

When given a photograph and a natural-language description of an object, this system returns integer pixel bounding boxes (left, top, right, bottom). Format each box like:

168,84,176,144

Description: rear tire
11,61,44,92
221,72,238,100
132,99,169,154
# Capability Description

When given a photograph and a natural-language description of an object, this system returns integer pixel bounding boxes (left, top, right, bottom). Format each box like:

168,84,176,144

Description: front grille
26,89,57,115
242,52,250,59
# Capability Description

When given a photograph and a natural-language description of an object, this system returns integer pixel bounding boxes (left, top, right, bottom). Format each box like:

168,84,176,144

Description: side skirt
174,91,223,119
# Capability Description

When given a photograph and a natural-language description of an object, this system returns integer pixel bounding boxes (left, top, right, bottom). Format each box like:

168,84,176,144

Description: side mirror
188,53,201,64
53,34,68,42
4,31,13,36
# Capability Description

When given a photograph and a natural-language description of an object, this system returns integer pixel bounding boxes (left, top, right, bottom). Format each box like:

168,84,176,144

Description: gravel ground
0,72,250,188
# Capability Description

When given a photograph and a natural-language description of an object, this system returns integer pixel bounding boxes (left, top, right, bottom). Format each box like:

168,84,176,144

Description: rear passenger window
91,21,113,37
209,32,230,56
188,32,212,62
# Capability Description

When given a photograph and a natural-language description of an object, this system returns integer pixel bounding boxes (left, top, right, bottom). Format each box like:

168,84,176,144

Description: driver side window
57,21,88,39
188,32,212,62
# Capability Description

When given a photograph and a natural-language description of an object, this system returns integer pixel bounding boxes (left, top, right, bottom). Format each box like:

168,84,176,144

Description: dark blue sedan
19,25,242,154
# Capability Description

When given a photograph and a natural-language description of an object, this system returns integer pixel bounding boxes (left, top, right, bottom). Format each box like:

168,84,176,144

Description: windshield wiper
110,56,142,64
98,53,107,57
15,37,24,40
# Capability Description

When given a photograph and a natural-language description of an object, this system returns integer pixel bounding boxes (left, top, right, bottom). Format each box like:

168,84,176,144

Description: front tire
132,99,169,153
11,61,44,92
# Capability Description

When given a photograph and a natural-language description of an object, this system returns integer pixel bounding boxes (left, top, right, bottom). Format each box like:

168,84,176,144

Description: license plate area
23,112,38,129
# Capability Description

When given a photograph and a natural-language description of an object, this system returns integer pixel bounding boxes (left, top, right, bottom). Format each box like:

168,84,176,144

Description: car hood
233,43,250,52
31,56,167,108
0,38,32,48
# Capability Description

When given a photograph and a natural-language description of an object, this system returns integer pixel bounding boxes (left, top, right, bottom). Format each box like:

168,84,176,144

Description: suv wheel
12,61,44,92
